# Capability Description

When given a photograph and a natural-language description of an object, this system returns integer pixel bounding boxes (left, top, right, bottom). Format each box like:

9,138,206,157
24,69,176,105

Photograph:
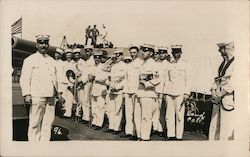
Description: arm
220,64,234,95
20,58,32,97
184,62,192,96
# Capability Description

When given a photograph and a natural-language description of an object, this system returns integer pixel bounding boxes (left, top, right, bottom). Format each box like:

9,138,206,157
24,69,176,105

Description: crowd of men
19,35,235,142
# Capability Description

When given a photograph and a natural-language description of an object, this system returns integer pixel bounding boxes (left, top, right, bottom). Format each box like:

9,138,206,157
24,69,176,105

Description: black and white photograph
0,0,249,157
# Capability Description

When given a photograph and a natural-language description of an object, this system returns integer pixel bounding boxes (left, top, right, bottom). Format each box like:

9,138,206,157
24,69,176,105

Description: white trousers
91,95,106,127
140,97,156,140
166,95,185,139
134,96,141,138
76,89,84,117
209,105,220,140
152,93,163,132
209,95,235,140
61,85,74,117
106,94,114,130
82,83,91,121
109,94,124,131
124,93,136,135
28,97,55,141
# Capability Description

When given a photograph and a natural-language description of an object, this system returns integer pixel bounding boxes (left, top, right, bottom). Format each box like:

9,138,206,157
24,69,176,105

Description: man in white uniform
20,35,57,141
72,48,86,121
122,45,143,140
90,51,109,130
209,42,235,140
61,48,75,118
165,45,191,141
152,46,169,136
137,44,160,141
54,48,65,117
80,45,95,124
54,47,64,90
109,49,127,134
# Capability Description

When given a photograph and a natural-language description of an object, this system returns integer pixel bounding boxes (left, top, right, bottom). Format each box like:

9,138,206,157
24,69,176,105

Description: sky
2,0,249,93
5,1,247,57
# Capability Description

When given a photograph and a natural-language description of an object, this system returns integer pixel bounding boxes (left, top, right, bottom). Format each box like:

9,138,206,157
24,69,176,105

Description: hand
24,95,31,104
110,85,116,92
183,94,189,101
139,80,146,85
215,90,227,98
88,74,95,82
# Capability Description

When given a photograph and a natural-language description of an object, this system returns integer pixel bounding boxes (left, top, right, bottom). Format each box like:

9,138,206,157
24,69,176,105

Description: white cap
225,41,234,50
128,44,140,50
171,44,182,49
217,41,234,49
124,56,132,61
141,44,155,50
73,48,81,53
93,51,103,56
114,48,123,54
157,46,168,51
157,46,168,53
65,48,73,54
55,48,64,55
85,45,93,49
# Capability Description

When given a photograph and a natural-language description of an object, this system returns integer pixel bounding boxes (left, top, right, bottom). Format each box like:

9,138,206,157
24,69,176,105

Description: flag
11,17,22,35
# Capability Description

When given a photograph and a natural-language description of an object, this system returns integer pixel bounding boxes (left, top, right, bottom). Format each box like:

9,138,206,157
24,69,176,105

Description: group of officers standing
53,41,191,141
19,34,234,142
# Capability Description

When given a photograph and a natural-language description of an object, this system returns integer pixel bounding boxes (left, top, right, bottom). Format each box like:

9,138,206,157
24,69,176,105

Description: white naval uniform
165,59,191,139
73,58,86,117
81,56,95,121
55,59,64,93
91,63,109,127
153,60,168,133
137,58,160,140
209,58,235,140
124,58,143,136
20,52,57,141
61,60,75,117
109,60,126,131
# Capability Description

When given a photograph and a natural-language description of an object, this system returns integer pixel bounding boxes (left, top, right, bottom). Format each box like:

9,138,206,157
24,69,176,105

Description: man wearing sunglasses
137,44,160,141
109,49,127,134
152,46,169,137
209,42,235,140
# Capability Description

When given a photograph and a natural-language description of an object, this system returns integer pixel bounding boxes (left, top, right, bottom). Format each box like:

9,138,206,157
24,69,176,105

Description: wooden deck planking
53,116,208,141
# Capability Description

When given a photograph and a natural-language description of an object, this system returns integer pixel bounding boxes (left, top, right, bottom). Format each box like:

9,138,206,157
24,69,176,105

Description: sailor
122,44,143,140
109,48,127,134
123,56,133,64
137,44,160,141
54,48,66,117
54,47,65,87
20,35,57,141
209,42,235,140
72,48,86,121
90,25,99,46
152,46,169,136
85,25,91,45
90,51,109,130
85,44,95,67
73,48,85,73
165,45,191,141
61,48,75,118
80,45,95,124
103,53,117,133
